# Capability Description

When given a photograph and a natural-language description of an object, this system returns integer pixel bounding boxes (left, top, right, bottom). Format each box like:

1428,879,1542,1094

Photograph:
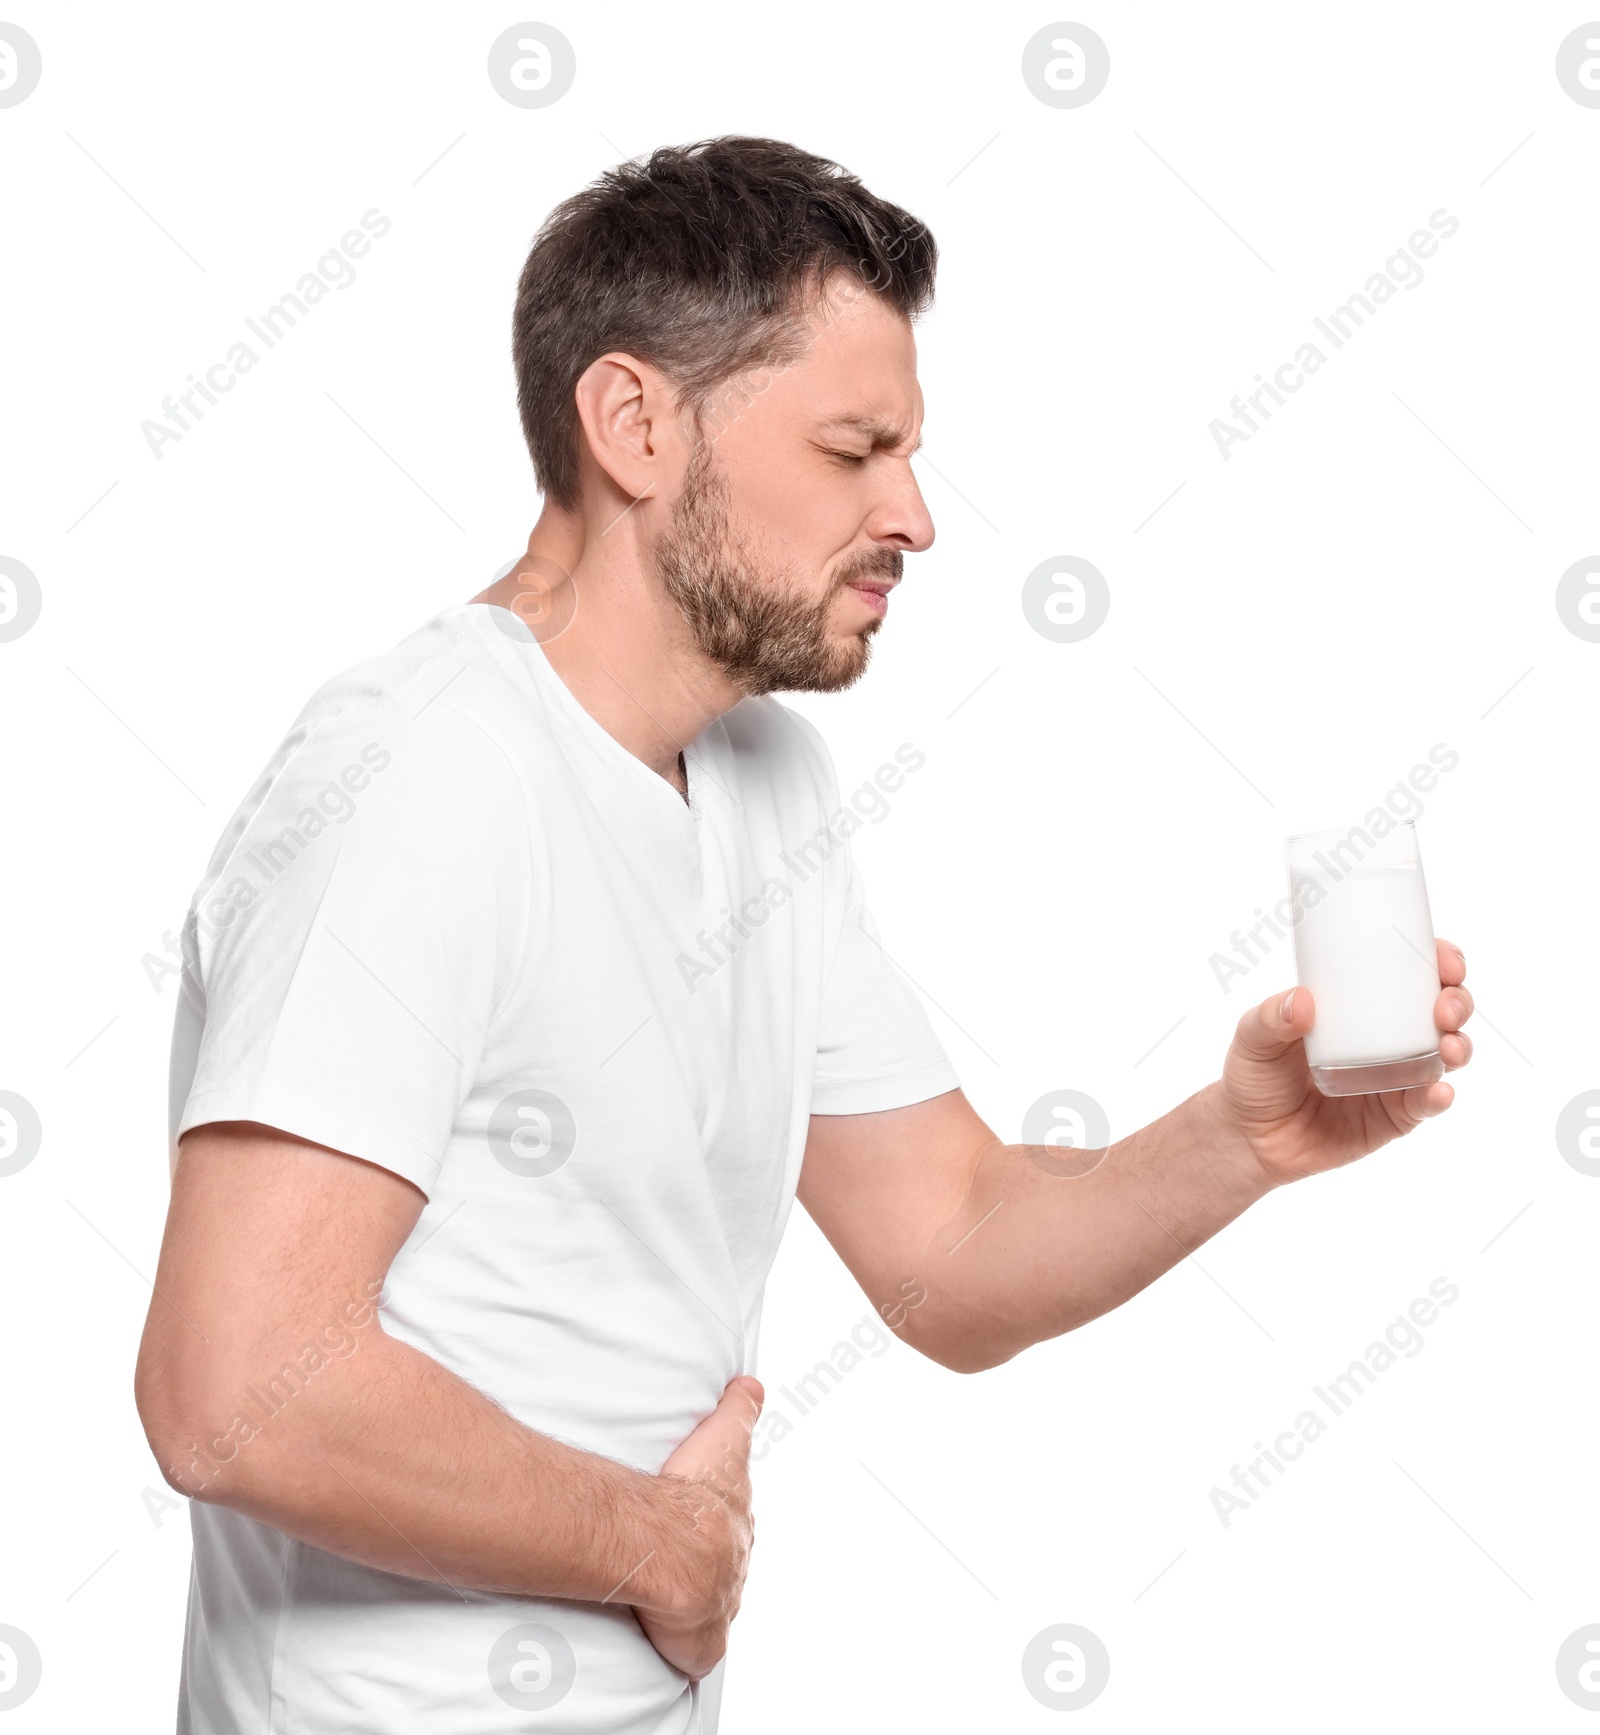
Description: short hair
511,136,937,508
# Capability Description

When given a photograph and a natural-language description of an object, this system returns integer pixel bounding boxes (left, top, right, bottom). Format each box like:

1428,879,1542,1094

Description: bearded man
136,136,1473,1733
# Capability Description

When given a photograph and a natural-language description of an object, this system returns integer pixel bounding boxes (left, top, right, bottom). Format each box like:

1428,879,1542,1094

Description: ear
572,352,688,510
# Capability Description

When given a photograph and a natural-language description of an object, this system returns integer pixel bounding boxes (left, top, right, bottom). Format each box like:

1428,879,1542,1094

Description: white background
2,1,1596,1727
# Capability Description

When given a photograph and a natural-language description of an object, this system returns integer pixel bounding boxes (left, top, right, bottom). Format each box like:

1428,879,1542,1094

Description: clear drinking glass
1284,821,1444,1097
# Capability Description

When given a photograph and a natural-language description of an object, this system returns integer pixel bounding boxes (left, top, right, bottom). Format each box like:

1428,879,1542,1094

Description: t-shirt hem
808,1058,961,1118
177,1084,440,1198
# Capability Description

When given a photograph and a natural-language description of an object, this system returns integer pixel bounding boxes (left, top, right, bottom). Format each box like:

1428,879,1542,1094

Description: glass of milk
1284,822,1445,1096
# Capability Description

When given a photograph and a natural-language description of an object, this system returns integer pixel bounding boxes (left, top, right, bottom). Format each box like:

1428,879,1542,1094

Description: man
136,137,1473,1732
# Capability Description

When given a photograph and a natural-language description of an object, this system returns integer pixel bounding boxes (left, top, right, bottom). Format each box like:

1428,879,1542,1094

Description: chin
743,634,873,699
814,635,874,694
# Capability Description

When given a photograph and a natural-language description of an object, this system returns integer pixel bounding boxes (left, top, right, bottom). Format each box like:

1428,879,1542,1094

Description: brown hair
511,136,936,508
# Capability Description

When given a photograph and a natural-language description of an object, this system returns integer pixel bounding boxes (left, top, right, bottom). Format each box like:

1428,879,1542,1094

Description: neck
472,502,745,788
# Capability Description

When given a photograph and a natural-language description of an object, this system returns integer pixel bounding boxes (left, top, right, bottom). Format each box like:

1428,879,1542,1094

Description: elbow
134,1365,211,1502
917,1340,1019,1375
135,1338,257,1506
139,1398,261,1506
895,1309,1023,1376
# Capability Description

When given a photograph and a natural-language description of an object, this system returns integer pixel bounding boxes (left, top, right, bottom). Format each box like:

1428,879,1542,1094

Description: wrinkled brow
822,412,923,454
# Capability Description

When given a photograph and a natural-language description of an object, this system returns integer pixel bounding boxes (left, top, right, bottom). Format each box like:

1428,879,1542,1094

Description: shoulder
291,606,524,761
198,609,532,887
286,606,536,782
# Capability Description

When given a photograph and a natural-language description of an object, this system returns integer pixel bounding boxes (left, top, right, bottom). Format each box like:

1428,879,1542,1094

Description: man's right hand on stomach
633,1376,764,1681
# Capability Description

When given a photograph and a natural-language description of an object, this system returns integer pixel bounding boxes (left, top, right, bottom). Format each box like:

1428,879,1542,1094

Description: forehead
776,280,922,433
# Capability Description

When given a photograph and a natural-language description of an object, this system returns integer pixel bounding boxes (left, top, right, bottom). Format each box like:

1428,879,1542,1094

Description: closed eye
827,450,869,466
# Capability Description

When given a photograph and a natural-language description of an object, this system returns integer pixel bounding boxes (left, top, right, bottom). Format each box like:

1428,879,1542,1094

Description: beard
652,445,900,697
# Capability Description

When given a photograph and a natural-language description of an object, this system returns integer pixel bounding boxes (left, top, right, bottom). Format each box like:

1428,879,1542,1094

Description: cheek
722,444,864,582
769,507,860,590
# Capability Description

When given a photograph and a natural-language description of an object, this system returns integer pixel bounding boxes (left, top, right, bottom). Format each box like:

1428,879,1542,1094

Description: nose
867,459,935,555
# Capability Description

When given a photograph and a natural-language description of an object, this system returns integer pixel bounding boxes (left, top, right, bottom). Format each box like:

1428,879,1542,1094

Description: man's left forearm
894,1084,1273,1373
802,961,1467,1374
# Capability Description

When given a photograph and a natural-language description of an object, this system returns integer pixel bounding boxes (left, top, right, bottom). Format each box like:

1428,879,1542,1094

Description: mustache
832,548,903,588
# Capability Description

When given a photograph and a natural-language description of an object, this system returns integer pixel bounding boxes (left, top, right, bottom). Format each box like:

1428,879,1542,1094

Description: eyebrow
821,413,923,455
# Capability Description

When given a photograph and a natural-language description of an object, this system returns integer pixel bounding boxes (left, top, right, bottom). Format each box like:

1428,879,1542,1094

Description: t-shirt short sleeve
810,841,961,1116
174,697,530,1198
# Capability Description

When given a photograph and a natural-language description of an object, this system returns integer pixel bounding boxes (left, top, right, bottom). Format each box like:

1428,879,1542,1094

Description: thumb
717,1375,764,1451
663,1377,765,1482
1232,986,1314,1061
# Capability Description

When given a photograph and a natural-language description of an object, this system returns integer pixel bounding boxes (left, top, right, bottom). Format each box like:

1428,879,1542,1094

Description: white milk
1286,826,1440,1069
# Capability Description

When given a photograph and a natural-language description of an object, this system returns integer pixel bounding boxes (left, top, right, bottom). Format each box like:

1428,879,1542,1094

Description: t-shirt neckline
467,603,702,819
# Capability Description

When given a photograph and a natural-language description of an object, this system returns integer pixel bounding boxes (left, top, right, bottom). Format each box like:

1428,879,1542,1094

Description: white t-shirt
166,603,958,1733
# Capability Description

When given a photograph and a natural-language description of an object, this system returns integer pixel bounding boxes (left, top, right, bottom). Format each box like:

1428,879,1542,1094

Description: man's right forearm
138,1124,757,1678
138,1318,705,1619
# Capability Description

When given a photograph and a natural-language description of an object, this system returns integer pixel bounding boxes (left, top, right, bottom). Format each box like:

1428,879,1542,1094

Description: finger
1390,1079,1455,1128
666,1379,765,1481
1434,985,1474,1031
1436,940,1466,987
1440,1030,1472,1070
708,1377,764,1453
1234,987,1313,1060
